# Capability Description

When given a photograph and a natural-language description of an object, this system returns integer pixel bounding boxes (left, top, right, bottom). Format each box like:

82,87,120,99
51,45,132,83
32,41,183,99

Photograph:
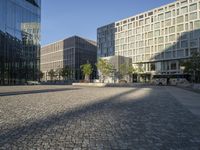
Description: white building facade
97,0,200,75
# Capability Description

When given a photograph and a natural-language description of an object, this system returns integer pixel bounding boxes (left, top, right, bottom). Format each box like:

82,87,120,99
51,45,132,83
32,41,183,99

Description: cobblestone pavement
0,85,200,150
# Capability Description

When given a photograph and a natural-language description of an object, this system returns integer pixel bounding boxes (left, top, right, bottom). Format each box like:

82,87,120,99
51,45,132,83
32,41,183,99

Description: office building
0,0,41,85
41,36,97,81
97,0,200,75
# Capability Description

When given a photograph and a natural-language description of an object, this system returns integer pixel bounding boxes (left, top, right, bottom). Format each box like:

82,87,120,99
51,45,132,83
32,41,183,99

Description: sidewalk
177,83,200,94
166,86,200,117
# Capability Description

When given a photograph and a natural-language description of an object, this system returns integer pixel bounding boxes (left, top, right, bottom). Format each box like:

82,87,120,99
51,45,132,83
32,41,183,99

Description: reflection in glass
0,0,41,85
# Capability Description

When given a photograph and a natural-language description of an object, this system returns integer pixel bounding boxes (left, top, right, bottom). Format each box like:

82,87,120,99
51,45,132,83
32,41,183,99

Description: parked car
26,81,41,85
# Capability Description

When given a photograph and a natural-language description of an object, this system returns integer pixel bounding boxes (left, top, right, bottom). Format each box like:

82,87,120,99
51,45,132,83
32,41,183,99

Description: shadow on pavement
0,88,80,97
0,87,200,149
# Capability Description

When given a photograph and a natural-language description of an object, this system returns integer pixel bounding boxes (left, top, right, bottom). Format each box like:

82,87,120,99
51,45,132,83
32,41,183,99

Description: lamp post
180,66,185,74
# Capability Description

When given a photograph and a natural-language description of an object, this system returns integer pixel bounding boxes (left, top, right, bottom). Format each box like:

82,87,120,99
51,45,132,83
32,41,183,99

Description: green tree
81,62,93,82
38,70,44,81
137,63,144,73
119,63,128,80
61,66,71,80
48,69,56,82
182,52,200,83
55,68,62,80
128,65,137,75
119,63,136,82
96,58,113,83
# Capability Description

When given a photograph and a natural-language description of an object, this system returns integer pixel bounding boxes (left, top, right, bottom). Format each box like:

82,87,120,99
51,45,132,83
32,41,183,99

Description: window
171,63,177,70
181,6,188,13
151,63,156,71
139,20,144,26
181,41,188,48
169,34,175,42
148,39,153,45
158,37,164,43
145,47,150,53
128,23,132,29
128,30,132,36
169,26,175,34
158,14,164,21
185,23,189,30
177,16,184,24
185,14,189,21
194,20,200,29
145,25,150,32
177,24,184,32
177,50,184,58
148,32,153,38
165,19,171,27
165,51,172,59
155,30,160,37
190,22,194,30
136,34,142,40
190,12,197,20
169,4,175,10
181,0,187,6
181,33,188,40
165,11,171,19
154,22,160,29
145,18,150,24
177,9,180,16
136,27,142,34
148,11,153,16
123,25,127,30
189,3,197,11
158,45,164,52
165,43,172,51
190,39,198,47
185,49,189,56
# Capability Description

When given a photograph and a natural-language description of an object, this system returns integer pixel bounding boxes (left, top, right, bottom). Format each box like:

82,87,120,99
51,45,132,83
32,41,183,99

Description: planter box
72,83,107,87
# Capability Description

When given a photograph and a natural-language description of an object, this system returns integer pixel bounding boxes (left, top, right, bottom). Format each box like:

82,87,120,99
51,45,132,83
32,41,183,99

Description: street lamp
180,66,185,74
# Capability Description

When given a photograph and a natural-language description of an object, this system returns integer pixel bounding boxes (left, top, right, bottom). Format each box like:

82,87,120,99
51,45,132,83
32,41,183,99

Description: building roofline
42,35,96,48
97,0,178,28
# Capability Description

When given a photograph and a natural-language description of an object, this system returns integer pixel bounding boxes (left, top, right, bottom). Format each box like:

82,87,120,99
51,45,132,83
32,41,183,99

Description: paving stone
0,85,200,149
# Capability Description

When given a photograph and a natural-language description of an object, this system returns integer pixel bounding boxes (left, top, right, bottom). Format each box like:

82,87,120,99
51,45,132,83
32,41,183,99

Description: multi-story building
0,0,41,85
97,0,200,75
41,36,97,81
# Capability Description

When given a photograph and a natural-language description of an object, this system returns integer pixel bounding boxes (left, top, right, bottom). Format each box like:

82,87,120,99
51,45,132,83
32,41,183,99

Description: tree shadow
0,88,80,97
0,87,200,149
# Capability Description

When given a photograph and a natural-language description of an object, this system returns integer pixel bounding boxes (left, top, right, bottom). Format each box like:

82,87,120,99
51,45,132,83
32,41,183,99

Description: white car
26,81,40,85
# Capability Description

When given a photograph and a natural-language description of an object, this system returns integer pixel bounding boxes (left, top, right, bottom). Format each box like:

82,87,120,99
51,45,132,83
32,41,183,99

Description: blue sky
41,0,175,46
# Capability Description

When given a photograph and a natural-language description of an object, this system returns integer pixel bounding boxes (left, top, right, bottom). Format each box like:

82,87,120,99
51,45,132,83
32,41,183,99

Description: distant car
26,81,41,85
152,74,190,86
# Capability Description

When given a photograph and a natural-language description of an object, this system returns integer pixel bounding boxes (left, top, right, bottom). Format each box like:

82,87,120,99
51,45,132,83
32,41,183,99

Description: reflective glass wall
0,0,41,85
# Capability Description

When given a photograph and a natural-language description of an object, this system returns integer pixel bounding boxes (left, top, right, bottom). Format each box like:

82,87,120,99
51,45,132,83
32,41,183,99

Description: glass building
97,0,200,75
0,0,41,85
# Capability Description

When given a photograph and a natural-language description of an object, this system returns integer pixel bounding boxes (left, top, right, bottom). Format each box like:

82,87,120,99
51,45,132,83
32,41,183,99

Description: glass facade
0,0,41,85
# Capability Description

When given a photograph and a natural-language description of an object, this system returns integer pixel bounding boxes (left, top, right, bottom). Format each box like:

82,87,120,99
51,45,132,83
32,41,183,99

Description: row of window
116,48,198,63
115,1,200,29
115,36,200,51
116,13,200,38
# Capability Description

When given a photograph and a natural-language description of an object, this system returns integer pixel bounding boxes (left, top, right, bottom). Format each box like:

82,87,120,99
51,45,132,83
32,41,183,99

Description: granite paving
0,85,200,150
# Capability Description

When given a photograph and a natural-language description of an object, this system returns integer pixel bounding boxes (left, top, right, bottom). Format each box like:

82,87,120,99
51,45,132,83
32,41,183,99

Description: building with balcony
0,0,41,85
97,0,200,75
41,36,97,81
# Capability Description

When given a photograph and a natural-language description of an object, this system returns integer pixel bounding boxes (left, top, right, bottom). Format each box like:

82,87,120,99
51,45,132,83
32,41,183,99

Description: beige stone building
97,0,200,75
41,36,97,81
